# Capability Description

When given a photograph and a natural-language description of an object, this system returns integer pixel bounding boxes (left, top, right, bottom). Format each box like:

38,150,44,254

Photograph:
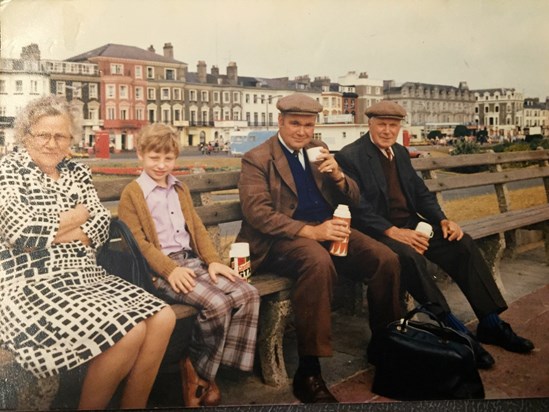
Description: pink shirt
137,171,191,255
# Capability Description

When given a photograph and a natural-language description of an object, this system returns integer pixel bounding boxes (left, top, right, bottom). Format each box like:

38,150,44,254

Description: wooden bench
2,148,548,409
410,147,549,291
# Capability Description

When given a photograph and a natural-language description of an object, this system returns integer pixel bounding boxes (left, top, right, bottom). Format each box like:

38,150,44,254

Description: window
0,107,6,116
147,67,154,79
214,92,220,103
189,90,197,101
135,66,142,79
148,109,156,123
174,109,181,121
234,111,240,121
201,91,209,101
147,88,155,100
202,110,208,122
162,109,170,123
89,84,98,99
0,80,5,93
72,82,82,98
223,92,230,103
253,95,258,104
30,80,38,94
111,63,123,75
56,81,65,96
245,94,250,103
107,107,115,120
119,85,128,99
165,68,175,80
120,108,128,120
173,88,181,100
89,108,98,120
135,87,143,100
161,88,170,100
136,108,144,120
106,84,115,98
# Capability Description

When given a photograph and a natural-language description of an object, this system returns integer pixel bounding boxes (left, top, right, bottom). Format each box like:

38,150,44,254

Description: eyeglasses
28,131,72,145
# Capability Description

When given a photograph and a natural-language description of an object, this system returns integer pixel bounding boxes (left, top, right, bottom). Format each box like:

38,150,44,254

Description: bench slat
180,171,240,193
424,166,549,192
461,204,549,239
195,201,243,226
412,150,549,171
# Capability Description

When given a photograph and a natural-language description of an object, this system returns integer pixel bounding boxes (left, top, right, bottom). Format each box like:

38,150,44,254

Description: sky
1,0,548,99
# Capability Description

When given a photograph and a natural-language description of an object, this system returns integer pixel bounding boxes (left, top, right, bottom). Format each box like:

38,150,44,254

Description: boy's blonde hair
136,123,180,156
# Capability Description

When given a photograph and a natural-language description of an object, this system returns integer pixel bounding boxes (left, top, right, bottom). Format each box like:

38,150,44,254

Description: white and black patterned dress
0,148,168,379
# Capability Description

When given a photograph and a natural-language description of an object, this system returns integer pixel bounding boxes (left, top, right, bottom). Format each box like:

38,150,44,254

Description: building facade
473,88,523,138
68,42,188,151
384,81,475,137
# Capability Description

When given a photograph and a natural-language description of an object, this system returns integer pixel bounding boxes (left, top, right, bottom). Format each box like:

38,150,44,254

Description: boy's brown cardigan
118,179,220,280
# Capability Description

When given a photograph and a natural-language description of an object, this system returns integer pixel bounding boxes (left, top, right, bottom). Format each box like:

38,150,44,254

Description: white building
0,58,50,151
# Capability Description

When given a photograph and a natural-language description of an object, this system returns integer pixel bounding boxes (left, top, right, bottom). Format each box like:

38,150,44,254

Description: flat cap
365,100,407,120
277,93,323,115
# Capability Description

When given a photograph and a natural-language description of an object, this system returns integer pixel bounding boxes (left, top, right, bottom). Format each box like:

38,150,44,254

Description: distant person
118,123,259,407
335,100,534,369
236,93,402,403
0,95,175,409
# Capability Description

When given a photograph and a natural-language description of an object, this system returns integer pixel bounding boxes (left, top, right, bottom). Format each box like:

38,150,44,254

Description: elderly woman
0,95,175,410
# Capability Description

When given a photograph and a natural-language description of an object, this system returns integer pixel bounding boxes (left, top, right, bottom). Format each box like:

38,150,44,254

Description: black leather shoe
293,373,338,403
467,333,495,369
477,321,534,353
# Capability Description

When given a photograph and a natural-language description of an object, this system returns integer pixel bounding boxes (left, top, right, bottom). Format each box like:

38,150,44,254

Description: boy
119,123,259,407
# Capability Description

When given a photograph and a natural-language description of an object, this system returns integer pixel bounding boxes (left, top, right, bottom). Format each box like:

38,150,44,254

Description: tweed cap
365,100,407,120
277,93,323,115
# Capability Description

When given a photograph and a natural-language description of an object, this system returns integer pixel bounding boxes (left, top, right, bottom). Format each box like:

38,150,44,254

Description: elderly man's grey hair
13,95,83,145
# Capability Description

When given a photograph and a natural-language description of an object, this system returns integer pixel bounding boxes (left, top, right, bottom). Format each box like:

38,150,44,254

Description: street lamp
265,94,283,130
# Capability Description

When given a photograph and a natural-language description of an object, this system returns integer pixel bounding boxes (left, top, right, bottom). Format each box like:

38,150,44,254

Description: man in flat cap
237,93,403,403
335,100,534,369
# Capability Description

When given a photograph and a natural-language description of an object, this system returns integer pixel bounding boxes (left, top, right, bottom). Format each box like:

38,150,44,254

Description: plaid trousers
154,251,260,381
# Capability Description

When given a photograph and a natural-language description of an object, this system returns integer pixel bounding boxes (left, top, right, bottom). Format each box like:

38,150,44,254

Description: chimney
148,44,156,53
163,42,174,59
211,65,219,77
227,61,238,85
197,60,207,83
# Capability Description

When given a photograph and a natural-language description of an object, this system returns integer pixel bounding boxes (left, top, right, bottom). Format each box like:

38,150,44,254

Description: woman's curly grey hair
13,95,83,145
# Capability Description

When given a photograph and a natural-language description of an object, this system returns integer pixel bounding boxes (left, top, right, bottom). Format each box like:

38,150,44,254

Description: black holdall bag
97,219,158,296
370,304,485,400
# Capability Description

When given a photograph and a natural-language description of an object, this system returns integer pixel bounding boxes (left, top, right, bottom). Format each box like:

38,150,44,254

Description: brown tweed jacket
236,134,360,270
118,179,220,279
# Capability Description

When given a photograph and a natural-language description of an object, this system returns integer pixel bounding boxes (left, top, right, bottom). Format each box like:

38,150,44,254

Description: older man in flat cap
335,100,534,370
236,93,403,403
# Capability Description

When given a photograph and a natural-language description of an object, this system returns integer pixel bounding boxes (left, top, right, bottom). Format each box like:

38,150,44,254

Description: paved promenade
212,246,549,406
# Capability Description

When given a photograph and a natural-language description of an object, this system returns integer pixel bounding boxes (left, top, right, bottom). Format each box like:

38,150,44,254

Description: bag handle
401,303,445,329
109,219,158,295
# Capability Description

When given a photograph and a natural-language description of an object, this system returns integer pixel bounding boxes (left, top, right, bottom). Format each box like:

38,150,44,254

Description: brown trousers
260,229,402,357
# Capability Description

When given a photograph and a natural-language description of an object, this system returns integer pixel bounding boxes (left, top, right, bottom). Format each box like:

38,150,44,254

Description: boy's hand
167,267,197,294
207,262,236,284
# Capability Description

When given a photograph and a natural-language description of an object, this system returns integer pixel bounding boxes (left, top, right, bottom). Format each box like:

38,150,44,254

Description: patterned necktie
385,148,393,161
